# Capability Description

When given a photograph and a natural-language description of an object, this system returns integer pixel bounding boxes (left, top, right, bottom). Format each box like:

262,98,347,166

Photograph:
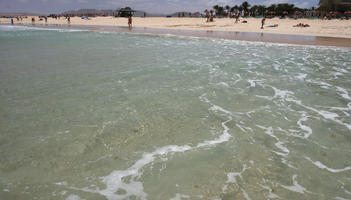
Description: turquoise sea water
0,25,350,200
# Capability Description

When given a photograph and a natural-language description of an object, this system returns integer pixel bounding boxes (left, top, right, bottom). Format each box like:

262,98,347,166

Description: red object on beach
329,11,333,14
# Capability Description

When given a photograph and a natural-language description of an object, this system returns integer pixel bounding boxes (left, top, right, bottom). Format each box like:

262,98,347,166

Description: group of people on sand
205,14,268,30
204,15,310,30
293,23,310,27
9,15,71,26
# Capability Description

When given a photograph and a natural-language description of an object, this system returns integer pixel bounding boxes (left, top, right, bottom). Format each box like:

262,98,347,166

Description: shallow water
0,25,350,200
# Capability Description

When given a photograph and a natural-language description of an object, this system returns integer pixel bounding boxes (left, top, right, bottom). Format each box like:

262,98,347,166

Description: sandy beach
2,16,351,39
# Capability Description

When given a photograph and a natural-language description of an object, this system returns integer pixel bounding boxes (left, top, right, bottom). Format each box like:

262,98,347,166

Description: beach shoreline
2,17,351,37
2,22,351,48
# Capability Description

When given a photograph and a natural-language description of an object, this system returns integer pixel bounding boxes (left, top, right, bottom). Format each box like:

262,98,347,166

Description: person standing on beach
31,17,35,25
261,17,266,29
67,16,70,24
11,18,14,25
44,16,47,23
128,16,132,28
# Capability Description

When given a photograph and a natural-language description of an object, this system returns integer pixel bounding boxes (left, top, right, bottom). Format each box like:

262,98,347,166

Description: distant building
319,0,351,11
339,0,351,10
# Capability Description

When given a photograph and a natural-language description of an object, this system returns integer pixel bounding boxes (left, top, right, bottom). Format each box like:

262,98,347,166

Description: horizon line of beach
2,16,351,47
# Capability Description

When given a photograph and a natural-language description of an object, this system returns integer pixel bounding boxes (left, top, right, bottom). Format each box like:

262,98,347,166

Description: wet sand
3,23,351,48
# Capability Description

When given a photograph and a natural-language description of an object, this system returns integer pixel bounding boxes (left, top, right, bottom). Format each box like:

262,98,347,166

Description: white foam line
281,175,309,194
256,125,289,157
98,145,193,199
296,73,307,81
170,193,190,200
224,164,248,187
344,188,351,196
241,188,252,200
272,87,294,100
223,164,252,199
236,124,248,133
305,79,332,88
66,194,86,200
336,86,351,101
247,80,256,88
261,85,351,131
232,74,242,86
297,112,313,138
333,67,349,74
305,156,351,173
0,25,89,32
64,93,233,200
290,97,351,130
258,183,280,199
335,197,349,200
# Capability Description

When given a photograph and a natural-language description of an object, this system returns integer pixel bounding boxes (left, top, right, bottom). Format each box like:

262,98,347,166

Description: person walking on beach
67,16,70,24
128,16,132,28
261,17,266,29
44,16,47,23
31,17,35,25
11,18,14,25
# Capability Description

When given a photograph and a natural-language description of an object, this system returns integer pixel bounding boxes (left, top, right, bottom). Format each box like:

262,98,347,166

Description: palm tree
230,6,236,17
267,4,277,12
218,6,225,16
241,1,251,12
257,5,266,16
225,5,230,17
250,5,258,16
213,5,219,15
